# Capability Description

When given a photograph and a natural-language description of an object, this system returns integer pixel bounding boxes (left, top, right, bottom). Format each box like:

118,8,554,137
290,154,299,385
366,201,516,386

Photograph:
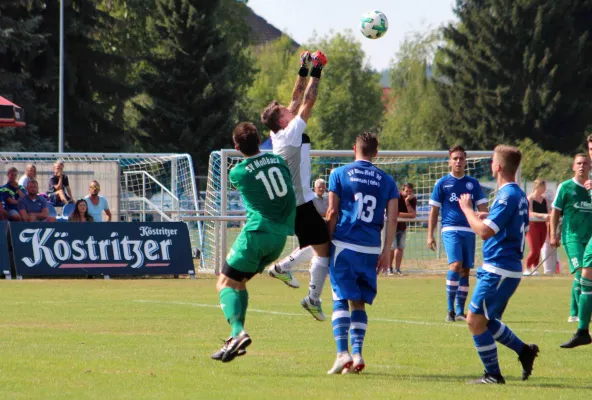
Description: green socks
570,270,582,317
578,277,592,331
219,287,244,337
237,289,249,325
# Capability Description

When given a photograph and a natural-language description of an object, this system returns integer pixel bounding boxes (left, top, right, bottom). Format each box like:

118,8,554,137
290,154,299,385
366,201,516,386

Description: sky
245,0,457,71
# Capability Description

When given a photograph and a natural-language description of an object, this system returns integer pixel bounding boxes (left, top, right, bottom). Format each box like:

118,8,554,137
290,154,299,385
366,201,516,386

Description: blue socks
456,275,469,315
350,310,368,356
332,300,350,353
472,331,501,375
446,270,460,312
488,319,525,354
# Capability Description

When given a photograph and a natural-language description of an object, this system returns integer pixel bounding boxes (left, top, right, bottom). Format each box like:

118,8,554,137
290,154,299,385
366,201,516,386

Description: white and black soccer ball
360,10,388,40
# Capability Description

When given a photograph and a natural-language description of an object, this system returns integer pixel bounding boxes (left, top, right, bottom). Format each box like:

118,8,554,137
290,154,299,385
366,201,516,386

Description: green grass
0,274,589,399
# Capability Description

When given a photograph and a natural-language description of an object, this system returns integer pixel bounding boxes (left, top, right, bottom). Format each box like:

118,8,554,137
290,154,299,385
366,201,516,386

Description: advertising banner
10,222,194,276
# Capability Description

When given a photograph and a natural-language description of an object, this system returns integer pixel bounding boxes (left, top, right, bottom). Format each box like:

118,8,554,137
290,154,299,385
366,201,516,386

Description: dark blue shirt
18,195,49,214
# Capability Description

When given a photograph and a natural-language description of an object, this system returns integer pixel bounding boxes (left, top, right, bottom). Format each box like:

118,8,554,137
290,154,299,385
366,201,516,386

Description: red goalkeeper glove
310,50,328,79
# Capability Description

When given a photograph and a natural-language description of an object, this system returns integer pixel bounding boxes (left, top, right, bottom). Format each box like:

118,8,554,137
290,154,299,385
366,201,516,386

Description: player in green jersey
561,136,592,348
550,153,592,325
211,122,296,363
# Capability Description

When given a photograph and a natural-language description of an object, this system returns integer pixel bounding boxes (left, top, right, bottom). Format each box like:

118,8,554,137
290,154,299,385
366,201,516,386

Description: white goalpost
193,149,508,274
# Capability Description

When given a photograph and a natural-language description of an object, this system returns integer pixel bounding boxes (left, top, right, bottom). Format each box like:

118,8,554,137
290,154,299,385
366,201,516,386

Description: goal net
200,149,504,274
0,151,201,250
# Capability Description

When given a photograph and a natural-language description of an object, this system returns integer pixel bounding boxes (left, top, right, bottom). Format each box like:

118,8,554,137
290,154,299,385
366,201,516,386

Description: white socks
276,246,314,272
308,256,329,302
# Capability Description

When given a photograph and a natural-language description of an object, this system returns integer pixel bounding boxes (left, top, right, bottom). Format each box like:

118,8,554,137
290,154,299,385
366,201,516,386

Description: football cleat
518,344,539,380
568,316,580,323
342,354,365,374
267,265,300,288
445,310,456,322
456,314,467,321
467,372,506,384
211,337,247,360
301,296,326,321
220,331,252,363
328,352,353,375
560,331,592,349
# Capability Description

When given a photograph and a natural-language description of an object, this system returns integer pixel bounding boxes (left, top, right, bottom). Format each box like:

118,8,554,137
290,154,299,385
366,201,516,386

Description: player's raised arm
286,51,312,114
298,51,327,122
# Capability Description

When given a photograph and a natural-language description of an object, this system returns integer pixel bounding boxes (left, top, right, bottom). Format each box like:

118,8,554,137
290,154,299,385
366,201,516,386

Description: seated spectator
84,180,111,221
47,160,73,206
312,178,329,217
69,199,94,222
18,179,56,222
1,167,24,221
18,163,37,191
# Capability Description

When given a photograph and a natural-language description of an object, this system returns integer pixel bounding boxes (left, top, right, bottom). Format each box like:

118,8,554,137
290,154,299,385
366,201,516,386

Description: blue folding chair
47,204,57,218
62,203,75,218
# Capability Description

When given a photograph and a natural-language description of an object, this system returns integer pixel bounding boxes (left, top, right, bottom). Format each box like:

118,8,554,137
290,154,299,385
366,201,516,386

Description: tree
303,31,385,149
30,0,136,152
517,138,573,182
0,0,54,151
136,0,254,166
381,29,450,151
438,0,592,153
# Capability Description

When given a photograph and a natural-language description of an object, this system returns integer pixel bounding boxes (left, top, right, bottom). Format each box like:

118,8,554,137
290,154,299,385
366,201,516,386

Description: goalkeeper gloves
310,50,328,79
299,51,312,77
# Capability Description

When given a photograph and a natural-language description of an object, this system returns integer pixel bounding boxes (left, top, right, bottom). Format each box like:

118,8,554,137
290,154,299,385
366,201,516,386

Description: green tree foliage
136,0,254,166
30,0,136,151
517,138,573,182
381,30,449,151
0,0,54,151
438,0,592,153
304,31,384,149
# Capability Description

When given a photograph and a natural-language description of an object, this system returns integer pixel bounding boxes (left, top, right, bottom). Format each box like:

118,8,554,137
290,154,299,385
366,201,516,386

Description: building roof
244,8,300,50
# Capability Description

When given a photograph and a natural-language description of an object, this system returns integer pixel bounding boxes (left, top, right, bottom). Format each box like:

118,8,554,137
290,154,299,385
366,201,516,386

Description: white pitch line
134,300,574,334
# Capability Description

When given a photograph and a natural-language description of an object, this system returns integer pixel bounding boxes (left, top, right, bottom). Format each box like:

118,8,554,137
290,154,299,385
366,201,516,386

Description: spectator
1,167,24,221
524,179,551,275
18,179,56,222
389,183,417,275
84,180,111,221
312,178,329,217
69,199,94,222
18,163,36,191
47,160,73,206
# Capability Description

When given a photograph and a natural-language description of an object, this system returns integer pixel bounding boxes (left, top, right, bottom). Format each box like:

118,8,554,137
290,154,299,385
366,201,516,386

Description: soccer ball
360,10,388,39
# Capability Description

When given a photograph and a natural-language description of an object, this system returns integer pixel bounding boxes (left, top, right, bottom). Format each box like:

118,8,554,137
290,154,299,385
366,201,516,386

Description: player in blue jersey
427,145,489,322
325,132,399,375
458,144,539,384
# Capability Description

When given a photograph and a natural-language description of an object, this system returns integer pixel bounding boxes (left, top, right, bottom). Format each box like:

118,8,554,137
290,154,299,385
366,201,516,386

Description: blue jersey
429,174,488,231
329,160,398,249
482,183,529,274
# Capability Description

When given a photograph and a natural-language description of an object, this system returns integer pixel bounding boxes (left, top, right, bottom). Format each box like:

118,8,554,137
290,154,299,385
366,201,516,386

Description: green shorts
582,237,592,270
565,241,587,274
226,230,288,274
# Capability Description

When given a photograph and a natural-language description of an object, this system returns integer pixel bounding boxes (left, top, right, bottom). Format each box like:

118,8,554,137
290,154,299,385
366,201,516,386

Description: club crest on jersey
466,182,474,190
498,192,509,205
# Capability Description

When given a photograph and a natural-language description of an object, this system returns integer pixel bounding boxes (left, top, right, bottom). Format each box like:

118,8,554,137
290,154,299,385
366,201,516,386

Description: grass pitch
0,274,590,399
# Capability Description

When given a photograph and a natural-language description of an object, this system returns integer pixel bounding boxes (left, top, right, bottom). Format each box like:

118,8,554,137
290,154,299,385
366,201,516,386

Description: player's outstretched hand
311,50,328,69
300,51,312,69
376,250,390,273
427,236,436,251
458,193,473,212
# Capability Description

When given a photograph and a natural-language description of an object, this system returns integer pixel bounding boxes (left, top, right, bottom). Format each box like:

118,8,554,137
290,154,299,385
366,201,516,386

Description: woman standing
524,179,550,275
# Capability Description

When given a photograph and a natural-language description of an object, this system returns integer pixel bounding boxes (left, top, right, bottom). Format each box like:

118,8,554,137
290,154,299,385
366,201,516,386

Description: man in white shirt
313,178,329,217
261,50,329,321
84,180,112,222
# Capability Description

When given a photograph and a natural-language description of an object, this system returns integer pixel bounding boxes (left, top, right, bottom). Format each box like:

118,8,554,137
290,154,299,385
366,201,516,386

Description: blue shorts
442,230,476,269
469,268,521,320
329,244,379,305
